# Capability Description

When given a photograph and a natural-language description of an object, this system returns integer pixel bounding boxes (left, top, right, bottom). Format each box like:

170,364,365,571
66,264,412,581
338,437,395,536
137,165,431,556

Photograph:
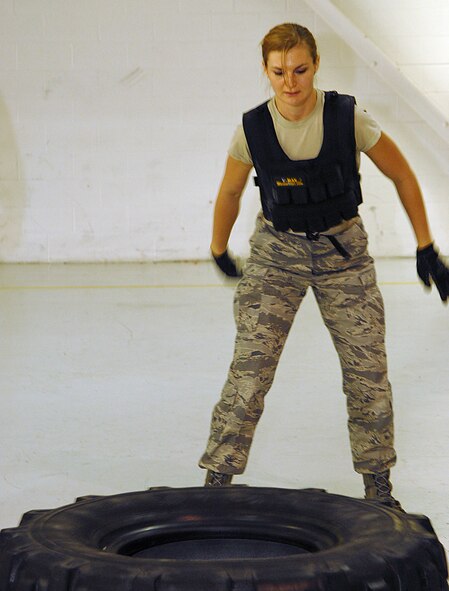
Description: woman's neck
274,88,318,122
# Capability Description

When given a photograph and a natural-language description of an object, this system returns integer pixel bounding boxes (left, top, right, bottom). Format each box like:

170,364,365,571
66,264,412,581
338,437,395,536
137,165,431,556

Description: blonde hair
261,23,318,66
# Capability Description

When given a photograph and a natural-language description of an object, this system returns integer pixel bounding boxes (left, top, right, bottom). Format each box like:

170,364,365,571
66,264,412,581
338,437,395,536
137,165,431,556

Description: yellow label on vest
275,177,304,187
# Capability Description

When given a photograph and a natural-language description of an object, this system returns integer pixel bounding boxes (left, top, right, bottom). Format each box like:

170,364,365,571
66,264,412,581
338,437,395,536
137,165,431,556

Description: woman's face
265,43,319,117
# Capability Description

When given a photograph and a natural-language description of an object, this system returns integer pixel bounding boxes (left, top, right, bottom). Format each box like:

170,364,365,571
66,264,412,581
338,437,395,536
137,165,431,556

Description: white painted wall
0,0,448,262
332,0,449,117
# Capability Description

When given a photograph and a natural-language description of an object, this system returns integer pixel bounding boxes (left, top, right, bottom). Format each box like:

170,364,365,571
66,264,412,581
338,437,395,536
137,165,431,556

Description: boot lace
372,472,404,511
373,472,391,498
207,471,232,486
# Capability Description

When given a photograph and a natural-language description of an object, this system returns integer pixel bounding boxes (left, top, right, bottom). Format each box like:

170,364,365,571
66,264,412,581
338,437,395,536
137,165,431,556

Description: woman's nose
284,74,295,88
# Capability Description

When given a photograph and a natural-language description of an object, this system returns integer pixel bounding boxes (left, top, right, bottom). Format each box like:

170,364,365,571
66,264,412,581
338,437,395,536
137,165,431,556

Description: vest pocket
271,205,291,231
308,184,327,203
290,184,309,204
325,165,345,198
273,186,291,205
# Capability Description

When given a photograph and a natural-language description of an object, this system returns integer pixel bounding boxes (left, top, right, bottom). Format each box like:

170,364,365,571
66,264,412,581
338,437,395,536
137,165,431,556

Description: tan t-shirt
229,89,381,166
228,89,381,234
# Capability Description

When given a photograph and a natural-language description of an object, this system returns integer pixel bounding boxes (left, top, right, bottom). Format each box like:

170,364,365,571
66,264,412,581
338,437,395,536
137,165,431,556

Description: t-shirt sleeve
228,124,253,165
354,104,382,152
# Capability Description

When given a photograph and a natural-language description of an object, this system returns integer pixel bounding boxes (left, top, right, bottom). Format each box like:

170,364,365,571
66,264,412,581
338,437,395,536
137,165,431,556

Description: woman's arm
366,132,449,302
210,155,253,256
365,132,432,248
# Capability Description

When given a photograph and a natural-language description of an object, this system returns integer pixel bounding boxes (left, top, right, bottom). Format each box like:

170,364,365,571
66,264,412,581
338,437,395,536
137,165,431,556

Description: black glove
212,249,242,278
416,243,449,302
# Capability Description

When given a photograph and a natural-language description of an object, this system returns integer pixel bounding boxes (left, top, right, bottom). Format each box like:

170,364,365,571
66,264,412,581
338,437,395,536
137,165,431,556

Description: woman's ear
314,55,320,73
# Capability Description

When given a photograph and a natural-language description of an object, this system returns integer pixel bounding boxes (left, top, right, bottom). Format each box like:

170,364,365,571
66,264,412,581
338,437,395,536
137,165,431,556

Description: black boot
363,470,404,511
204,470,233,487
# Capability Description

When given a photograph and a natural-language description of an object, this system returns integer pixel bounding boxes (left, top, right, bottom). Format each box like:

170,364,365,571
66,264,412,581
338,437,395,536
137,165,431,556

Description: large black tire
0,487,447,590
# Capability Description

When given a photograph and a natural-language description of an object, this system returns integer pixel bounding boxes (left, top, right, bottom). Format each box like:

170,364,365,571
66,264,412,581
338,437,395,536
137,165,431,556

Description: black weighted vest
242,91,363,233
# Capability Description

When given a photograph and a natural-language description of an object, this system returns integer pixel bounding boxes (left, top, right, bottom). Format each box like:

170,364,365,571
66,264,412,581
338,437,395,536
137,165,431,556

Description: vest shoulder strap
322,91,356,163
242,101,276,167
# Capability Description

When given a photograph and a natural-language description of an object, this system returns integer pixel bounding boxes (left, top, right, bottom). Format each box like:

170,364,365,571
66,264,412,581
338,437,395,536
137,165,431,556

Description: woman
199,23,449,508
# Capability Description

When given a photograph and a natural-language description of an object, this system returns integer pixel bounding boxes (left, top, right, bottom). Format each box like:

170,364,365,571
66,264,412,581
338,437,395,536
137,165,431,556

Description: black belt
306,232,351,260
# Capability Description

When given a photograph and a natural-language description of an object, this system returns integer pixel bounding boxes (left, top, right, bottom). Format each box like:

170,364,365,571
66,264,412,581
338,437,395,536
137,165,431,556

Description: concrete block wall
0,0,447,262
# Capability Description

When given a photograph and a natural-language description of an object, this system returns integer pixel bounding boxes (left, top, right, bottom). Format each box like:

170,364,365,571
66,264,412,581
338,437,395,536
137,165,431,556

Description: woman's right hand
209,156,252,276
212,249,242,278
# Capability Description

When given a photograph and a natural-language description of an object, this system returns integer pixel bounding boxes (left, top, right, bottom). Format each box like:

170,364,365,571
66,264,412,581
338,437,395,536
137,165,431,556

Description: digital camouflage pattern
200,214,396,475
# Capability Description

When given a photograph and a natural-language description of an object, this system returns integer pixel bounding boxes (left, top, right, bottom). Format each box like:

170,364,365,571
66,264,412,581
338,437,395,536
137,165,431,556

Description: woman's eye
295,69,307,75
273,71,283,76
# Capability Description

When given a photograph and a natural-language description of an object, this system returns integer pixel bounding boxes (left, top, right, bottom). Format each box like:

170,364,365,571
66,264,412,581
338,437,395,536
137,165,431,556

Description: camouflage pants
199,213,397,475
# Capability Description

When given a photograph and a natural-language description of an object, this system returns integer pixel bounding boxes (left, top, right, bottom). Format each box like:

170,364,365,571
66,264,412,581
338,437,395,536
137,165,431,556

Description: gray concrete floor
0,260,448,557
